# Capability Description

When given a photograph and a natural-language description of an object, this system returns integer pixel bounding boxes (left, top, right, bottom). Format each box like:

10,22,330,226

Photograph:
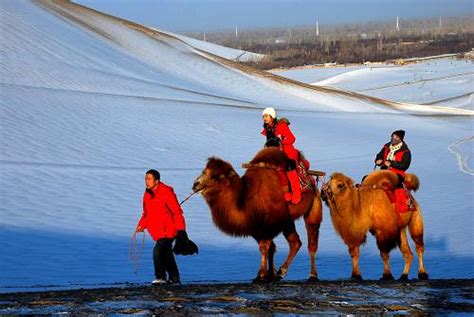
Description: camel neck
204,176,252,236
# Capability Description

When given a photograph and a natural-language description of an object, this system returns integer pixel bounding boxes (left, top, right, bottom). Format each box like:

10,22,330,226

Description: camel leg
304,196,322,282
349,246,363,280
374,220,398,280
408,207,429,280
380,250,394,280
254,239,273,282
398,227,414,281
267,241,278,281
277,221,302,279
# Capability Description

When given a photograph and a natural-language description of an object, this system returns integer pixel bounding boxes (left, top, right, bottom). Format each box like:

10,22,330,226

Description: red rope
128,231,145,274
127,192,195,274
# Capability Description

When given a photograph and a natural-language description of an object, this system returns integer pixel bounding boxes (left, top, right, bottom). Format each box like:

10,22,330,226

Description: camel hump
362,170,399,189
404,173,420,191
250,147,288,168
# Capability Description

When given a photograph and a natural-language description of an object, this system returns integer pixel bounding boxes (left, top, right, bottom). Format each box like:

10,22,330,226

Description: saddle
360,171,416,220
250,151,317,194
296,152,316,193
381,183,415,214
242,150,323,199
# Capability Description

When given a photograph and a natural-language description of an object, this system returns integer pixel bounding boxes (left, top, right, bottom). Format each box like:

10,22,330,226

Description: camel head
193,157,238,195
322,172,355,205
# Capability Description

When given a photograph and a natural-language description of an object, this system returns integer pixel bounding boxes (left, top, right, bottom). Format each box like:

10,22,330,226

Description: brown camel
322,170,428,281
192,147,323,282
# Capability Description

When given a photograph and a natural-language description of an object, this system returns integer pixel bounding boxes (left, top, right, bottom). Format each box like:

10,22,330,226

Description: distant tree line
184,16,474,69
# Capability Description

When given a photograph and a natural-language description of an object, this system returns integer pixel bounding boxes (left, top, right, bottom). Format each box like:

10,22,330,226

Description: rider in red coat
261,107,301,204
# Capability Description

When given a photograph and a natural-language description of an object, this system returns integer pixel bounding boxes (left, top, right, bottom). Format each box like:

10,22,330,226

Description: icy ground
0,0,473,292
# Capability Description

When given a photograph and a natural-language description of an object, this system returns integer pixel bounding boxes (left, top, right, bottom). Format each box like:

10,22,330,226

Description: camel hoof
351,274,363,281
268,274,282,282
276,269,286,281
307,276,319,283
380,273,395,281
274,275,283,281
418,272,429,280
267,271,279,282
399,274,409,281
252,276,268,284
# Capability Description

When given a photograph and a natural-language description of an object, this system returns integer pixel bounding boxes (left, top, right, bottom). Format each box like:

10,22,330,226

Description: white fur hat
262,107,276,118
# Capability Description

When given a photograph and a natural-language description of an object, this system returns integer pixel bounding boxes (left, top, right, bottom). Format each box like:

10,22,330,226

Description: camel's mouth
321,182,334,205
192,180,205,193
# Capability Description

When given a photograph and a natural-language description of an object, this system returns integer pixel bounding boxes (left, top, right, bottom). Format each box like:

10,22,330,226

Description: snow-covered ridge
276,58,473,110
31,0,473,116
157,29,265,63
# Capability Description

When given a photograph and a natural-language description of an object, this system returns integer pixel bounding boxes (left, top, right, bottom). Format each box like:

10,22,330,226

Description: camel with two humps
193,147,322,282
322,170,428,281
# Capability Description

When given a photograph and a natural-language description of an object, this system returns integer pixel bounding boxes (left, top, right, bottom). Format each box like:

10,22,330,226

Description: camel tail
405,173,420,191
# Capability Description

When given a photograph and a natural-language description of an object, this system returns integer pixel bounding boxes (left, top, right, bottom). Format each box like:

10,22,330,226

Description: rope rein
128,231,145,274
129,191,197,274
179,191,198,206
321,176,342,218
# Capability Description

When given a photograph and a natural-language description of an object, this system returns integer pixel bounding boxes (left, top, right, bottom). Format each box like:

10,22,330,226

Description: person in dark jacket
135,169,197,285
375,130,411,186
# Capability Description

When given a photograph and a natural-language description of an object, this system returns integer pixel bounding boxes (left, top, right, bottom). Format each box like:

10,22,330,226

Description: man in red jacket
135,169,191,285
261,107,302,204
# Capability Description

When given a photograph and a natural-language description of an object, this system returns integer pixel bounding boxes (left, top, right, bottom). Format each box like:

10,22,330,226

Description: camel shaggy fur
323,170,428,280
193,147,323,282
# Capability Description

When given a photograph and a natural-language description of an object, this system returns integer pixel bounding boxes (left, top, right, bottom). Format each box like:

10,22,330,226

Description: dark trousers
153,238,180,281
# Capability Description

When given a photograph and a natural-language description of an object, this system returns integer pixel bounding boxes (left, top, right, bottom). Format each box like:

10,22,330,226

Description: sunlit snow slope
277,60,473,109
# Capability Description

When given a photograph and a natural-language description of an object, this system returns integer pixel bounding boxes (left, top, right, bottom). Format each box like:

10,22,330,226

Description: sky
74,0,473,32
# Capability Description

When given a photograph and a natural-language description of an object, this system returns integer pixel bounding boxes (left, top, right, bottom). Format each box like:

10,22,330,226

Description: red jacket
137,182,186,241
261,119,298,160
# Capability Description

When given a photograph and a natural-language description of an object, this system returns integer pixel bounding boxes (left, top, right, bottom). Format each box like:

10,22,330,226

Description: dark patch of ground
0,279,473,315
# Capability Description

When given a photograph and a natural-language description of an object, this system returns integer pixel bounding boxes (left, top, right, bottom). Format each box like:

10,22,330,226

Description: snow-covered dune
1,0,473,291
277,59,473,109
5,0,473,115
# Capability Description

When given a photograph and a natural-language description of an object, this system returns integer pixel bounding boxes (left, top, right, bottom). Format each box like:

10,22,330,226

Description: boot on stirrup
286,170,301,204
